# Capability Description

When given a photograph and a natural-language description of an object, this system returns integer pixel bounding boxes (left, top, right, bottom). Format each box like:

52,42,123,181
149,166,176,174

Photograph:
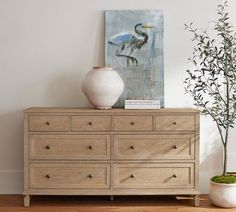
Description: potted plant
184,0,236,208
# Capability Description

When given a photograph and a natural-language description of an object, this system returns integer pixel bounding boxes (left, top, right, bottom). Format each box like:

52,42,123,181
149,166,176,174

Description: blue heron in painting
108,23,153,66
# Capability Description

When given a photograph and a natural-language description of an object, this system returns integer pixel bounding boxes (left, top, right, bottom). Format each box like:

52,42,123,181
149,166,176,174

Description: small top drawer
156,115,195,132
114,116,153,132
29,116,70,132
72,116,111,131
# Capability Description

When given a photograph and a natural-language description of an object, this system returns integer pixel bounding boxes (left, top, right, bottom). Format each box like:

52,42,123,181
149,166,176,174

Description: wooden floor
0,195,235,212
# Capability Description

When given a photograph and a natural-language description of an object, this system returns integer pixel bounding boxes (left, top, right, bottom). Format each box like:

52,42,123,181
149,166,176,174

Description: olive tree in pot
184,1,236,208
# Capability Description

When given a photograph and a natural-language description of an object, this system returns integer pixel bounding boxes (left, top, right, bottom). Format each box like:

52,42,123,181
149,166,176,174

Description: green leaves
184,0,236,131
184,0,236,175
211,175,236,184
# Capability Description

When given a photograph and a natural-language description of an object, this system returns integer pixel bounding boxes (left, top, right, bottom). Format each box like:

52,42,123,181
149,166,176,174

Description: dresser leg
24,195,30,207
110,195,114,201
193,195,199,207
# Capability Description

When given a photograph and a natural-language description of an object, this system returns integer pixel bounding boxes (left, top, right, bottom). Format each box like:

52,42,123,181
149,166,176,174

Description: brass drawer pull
172,145,177,149
46,174,51,179
172,174,177,178
130,122,135,125
88,145,93,150
46,122,50,126
130,145,135,150
173,122,177,125
88,174,93,178
45,145,51,150
88,122,92,125
130,174,135,178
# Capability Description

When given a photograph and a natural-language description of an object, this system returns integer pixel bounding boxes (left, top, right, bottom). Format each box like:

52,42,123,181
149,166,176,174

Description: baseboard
0,170,23,194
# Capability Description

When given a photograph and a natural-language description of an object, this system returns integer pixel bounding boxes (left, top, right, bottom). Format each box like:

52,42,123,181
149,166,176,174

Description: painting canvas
105,10,164,107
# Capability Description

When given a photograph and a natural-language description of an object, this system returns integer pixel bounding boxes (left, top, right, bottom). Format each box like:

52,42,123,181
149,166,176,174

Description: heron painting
105,10,164,107
108,23,154,66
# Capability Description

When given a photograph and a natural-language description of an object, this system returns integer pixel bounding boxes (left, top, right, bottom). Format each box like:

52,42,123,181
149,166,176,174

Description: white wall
0,0,236,194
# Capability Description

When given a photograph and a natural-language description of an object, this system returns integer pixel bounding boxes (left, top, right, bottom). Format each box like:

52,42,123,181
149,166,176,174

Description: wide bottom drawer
29,163,110,189
113,163,194,189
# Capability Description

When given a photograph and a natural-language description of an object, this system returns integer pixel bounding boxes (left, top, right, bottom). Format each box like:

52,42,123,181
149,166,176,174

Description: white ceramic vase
209,181,236,208
82,67,124,109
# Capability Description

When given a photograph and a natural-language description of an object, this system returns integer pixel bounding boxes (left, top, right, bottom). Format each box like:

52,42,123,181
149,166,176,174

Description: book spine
125,104,160,109
125,100,160,104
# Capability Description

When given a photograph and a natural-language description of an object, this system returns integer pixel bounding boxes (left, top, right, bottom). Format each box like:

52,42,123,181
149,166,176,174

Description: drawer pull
88,145,93,150
45,145,51,150
129,145,135,150
88,174,93,178
172,174,177,178
46,174,51,179
46,122,50,126
130,122,135,125
88,122,93,125
172,145,177,149
173,122,177,125
130,174,135,178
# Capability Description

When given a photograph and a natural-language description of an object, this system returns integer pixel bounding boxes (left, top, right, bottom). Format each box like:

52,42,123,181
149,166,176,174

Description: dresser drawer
114,116,153,131
156,115,195,132
113,163,194,189
29,135,110,160
29,116,70,132
29,163,110,189
114,134,194,160
72,116,111,131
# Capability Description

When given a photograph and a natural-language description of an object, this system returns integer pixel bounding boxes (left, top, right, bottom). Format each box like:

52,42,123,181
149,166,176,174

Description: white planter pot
82,67,124,109
209,181,236,208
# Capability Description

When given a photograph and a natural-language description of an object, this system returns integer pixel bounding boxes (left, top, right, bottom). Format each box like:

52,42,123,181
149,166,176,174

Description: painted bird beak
143,24,154,28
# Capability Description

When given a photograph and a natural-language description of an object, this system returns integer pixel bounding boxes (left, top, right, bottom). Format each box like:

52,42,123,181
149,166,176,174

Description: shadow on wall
91,11,105,66
45,71,90,108
199,115,223,193
0,69,94,194
182,83,223,194
0,110,24,193
0,110,24,169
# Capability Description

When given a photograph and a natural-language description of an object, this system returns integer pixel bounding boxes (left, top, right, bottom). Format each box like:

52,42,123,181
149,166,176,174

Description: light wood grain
114,134,194,160
24,188,200,195
156,115,195,132
29,163,110,189
24,113,29,192
24,107,200,113
113,163,194,189
23,195,30,207
72,115,111,131
113,115,153,131
24,107,200,207
29,134,110,160
29,115,70,132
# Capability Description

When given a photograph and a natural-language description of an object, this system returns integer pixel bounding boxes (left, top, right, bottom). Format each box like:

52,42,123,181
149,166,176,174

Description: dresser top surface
24,107,200,113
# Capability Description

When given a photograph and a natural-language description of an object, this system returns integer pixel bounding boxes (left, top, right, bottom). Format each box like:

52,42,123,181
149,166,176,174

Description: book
125,104,160,109
125,99,160,105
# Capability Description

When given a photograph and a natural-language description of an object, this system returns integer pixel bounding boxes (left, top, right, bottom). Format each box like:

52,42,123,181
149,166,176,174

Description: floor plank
0,195,235,212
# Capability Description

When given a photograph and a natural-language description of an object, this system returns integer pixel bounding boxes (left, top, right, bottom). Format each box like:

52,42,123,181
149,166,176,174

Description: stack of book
125,99,160,109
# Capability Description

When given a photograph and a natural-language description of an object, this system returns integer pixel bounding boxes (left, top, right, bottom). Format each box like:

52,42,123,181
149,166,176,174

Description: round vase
209,181,236,208
82,67,124,109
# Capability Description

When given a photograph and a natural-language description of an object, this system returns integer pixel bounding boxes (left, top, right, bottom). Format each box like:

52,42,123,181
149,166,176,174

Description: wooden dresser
23,108,200,207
